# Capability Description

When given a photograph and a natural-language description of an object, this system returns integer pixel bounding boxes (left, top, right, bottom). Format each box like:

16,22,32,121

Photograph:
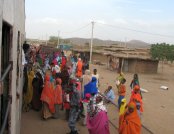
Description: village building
72,46,159,73
0,0,25,134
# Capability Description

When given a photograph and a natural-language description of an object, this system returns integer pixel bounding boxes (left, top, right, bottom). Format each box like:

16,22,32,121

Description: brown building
105,48,159,74
72,47,159,74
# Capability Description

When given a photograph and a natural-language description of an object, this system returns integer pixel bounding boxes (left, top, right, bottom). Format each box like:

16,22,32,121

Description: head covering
119,98,127,115
134,85,140,91
56,78,62,85
85,93,91,98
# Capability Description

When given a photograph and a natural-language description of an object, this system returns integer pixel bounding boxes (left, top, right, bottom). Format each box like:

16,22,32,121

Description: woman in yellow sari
23,70,35,112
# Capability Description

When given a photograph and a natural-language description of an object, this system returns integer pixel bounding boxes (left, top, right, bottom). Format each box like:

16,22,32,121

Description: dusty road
21,63,174,134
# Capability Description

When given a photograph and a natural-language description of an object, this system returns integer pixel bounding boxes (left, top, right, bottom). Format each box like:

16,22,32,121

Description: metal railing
0,63,12,134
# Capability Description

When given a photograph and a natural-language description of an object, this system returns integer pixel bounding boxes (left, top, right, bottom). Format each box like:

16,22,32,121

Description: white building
0,0,25,134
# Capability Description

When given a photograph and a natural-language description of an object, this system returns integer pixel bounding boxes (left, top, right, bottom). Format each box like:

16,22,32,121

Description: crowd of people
22,43,143,134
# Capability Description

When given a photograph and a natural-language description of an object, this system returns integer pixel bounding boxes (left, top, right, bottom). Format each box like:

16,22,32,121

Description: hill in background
66,37,151,48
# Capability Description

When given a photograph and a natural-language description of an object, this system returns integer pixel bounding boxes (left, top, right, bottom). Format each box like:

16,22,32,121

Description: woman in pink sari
87,96,110,134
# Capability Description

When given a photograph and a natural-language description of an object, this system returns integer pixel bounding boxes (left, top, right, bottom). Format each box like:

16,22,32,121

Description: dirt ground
21,63,174,134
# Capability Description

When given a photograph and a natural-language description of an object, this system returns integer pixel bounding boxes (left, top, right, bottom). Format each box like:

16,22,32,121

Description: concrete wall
0,0,3,77
123,59,159,73
1,0,25,133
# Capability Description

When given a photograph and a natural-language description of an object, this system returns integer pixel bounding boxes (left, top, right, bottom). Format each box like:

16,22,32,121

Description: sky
26,0,174,44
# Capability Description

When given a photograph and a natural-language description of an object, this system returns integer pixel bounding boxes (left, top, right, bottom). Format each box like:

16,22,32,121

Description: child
82,93,91,125
118,78,126,109
92,69,99,88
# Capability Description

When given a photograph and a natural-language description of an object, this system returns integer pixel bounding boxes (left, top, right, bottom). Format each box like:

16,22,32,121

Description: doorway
0,21,12,132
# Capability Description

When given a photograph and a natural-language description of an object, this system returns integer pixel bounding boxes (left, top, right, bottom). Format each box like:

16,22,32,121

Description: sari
23,71,35,110
31,72,43,111
119,98,127,115
40,75,55,119
53,78,63,118
84,77,98,97
87,102,110,134
119,102,141,134
76,59,83,77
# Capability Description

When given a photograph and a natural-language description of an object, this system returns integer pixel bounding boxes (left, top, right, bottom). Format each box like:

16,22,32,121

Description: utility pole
46,34,48,46
57,31,60,48
90,21,94,63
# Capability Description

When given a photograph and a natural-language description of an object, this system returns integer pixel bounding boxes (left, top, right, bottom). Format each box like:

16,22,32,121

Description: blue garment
50,76,54,83
106,89,115,101
118,95,125,108
84,77,98,97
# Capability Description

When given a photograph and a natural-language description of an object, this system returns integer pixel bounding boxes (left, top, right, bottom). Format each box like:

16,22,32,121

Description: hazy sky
26,0,174,44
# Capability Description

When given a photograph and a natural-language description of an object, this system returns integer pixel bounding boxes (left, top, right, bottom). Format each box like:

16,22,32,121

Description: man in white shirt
92,69,99,88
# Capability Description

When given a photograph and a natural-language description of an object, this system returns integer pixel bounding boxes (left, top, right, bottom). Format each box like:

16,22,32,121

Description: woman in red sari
40,75,55,119
119,102,141,134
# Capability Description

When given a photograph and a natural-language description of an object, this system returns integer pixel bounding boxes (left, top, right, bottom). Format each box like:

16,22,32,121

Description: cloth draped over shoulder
40,75,55,113
84,77,98,96
76,60,83,77
87,111,110,134
54,78,63,105
130,92,143,112
119,102,141,134
24,71,35,105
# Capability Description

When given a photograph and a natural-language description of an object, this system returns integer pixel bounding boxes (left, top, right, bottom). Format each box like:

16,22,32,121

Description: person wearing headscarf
23,70,35,112
130,85,143,114
31,72,43,111
76,58,83,78
82,70,92,98
119,102,141,134
40,75,55,119
87,96,110,134
130,74,139,89
84,77,98,97
82,93,91,126
119,98,127,115
53,78,63,119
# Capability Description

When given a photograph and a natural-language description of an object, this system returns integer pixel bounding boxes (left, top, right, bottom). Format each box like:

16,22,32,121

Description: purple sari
87,111,110,134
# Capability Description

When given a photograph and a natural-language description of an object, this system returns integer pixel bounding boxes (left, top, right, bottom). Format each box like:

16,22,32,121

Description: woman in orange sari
76,58,83,77
119,102,141,134
130,85,143,113
53,78,63,118
40,75,55,119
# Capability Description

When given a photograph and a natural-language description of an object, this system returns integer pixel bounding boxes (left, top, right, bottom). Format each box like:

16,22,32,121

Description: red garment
119,84,126,96
54,78,63,104
63,92,70,110
40,75,55,113
130,91,143,112
61,56,67,68
119,102,141,134
76,60,83,77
